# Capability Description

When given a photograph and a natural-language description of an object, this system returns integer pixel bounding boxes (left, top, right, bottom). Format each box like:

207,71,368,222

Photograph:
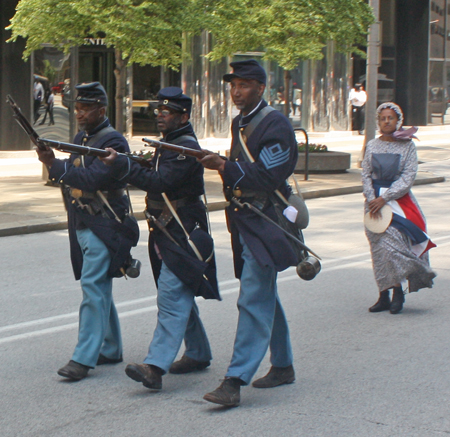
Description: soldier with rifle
100,87,220,391
35,82,139,381
199,60,301,407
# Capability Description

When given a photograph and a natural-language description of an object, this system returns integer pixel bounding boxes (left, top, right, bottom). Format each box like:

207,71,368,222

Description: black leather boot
368,290,390,312
203,378,242,407
390,286,405,314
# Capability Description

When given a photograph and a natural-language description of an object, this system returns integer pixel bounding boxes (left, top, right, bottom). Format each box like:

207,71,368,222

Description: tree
7,0,198,132
200,0,375,117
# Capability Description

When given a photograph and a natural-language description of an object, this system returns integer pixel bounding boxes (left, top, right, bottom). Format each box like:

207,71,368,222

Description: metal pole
363,0,381,148
295,128,309,181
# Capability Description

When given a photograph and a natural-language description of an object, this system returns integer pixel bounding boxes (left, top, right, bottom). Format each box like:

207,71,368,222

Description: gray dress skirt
362,138,436,293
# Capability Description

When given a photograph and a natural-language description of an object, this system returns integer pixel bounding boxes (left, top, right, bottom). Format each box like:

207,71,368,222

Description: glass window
33,47,71,142
430,0,445,59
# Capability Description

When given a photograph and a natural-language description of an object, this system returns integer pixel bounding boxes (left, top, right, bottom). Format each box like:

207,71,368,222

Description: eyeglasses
154,108,175,117
75,107,99,117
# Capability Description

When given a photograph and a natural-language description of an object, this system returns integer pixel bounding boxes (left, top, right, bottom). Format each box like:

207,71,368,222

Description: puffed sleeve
361,140,376,203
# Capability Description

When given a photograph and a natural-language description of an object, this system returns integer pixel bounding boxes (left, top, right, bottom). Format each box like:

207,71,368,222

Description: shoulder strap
84,126,116,148
82,126,124,223
242,106,276,139
79,125,117,171
238,127,294,208
169,135,197,145
230,106,275,161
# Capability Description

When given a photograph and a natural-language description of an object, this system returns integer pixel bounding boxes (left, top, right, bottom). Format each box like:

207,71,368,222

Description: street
0,160,449,436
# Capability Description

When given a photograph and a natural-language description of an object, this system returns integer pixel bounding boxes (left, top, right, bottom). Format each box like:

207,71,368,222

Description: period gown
362,137,436,292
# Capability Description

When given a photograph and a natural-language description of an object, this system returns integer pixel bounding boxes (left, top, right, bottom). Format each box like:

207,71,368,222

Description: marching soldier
101,87,220,391
36,82,138,381
199,60,299,407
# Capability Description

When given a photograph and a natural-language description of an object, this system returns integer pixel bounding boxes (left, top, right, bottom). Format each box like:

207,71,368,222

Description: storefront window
131,64,161,135
290,64,304,129
430,0,445,59
33,46,71,142
209,55,232,138
183,33,208,138
311,55,330,132
331,52,350,131
429,60,446,116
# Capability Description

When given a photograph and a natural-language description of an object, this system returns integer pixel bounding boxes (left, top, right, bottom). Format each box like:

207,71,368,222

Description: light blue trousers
225,236,293,385
72,228,122,368
144,261,211,374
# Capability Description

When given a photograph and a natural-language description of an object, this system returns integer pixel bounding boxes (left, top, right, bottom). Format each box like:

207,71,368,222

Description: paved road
0,160,449,436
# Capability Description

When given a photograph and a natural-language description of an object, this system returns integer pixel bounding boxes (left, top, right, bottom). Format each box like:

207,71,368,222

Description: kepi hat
157,87,192,116
223,59,267,85
75,82,108,106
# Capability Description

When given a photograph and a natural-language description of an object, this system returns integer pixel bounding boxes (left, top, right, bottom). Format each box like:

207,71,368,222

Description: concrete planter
294,151,351,174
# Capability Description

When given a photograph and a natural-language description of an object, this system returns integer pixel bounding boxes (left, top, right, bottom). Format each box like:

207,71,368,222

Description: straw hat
364,204,393,233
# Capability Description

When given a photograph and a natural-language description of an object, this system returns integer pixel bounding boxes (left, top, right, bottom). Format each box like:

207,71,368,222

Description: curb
0,176,445,238
0,221,68,238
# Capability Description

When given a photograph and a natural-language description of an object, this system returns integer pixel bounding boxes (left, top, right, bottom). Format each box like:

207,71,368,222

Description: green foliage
198,0,375,69
298,142,328,153
7,0,200,69
8,0,374,77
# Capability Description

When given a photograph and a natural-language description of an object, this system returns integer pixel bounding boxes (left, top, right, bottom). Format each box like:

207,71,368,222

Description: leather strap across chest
230,106,275,162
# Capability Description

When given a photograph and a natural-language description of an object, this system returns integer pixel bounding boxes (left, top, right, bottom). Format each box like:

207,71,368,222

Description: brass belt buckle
70,188,83,199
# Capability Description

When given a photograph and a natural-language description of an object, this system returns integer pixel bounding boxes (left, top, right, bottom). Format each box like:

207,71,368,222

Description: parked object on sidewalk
362,102,436,314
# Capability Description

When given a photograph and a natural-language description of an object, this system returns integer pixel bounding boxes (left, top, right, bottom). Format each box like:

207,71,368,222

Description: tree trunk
283,69,292,119
113,49,128,133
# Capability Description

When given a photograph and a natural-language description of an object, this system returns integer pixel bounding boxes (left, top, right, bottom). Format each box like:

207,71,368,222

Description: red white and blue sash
374,180,436,257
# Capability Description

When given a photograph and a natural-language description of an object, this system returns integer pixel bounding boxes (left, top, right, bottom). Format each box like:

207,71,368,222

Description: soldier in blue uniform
36,82,137,381
200,60,299,407
101,87,220,391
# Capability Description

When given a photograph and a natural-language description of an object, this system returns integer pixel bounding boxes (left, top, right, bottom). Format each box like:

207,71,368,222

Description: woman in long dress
362,102,436,314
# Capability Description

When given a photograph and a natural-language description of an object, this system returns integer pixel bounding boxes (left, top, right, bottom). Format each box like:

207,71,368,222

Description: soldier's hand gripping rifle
142,137,227,161
7,94,153,168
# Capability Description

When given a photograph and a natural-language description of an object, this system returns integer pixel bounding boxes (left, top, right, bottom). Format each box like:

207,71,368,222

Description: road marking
0,260,371,345
1,234,450,345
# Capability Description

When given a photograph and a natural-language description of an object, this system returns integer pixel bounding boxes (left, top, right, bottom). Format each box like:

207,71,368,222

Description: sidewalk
0,128,447,237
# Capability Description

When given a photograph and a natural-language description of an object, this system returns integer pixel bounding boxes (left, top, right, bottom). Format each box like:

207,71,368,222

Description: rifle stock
6,94,152,168
7,94,42,149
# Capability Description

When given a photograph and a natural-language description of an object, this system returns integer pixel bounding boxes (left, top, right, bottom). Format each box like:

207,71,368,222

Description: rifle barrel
40,138,152,168
40,138,110,157
142,137,206,159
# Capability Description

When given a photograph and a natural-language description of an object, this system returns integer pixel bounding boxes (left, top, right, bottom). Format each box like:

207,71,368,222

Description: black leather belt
70,188,125,200
146,195,201,210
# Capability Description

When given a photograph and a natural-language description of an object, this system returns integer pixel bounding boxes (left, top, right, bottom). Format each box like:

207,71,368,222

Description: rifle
142,137,226,161
7,94,152,168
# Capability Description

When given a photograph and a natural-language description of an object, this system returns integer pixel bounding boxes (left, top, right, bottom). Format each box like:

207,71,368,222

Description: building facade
1,0,448,150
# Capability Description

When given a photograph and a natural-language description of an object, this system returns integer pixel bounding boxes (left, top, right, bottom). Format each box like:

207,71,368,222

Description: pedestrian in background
362,102,436,314
101,87,220,391
200,59,299,407
37,82,136,380
39,89,54,126
349,83,367,135
33,79,44,124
